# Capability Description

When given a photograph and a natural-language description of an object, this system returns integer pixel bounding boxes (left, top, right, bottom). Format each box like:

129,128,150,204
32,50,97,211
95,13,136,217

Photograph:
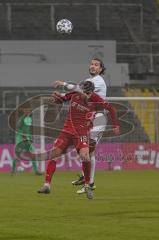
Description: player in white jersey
53,58,107,194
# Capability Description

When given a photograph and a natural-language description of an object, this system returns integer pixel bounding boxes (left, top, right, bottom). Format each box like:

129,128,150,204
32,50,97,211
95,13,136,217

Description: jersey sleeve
64,82,81,92
93,94,119,127
103,102,118,127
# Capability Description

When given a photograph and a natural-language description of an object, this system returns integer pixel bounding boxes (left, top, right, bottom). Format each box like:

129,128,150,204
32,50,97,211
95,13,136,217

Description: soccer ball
56,19,73,34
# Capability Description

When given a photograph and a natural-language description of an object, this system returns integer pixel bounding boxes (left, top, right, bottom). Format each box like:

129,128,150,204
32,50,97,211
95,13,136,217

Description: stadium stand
12,5,53,39
0,0,158,77
0,0,157,40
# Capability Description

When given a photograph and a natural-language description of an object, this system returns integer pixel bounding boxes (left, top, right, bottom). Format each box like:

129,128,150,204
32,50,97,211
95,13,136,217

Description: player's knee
79,148,90,162
49,147,62,160
89,139,96,153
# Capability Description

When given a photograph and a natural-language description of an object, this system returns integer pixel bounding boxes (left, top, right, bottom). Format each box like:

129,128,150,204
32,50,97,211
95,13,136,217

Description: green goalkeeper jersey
16,115,32,144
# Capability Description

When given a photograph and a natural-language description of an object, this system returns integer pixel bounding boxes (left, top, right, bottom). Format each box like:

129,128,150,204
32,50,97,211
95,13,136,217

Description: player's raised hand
52,80,64,88
52,91,61,97
113,125,120,135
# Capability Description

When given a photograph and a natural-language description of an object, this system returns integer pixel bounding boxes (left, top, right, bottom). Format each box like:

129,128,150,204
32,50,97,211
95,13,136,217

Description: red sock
45,160,56,184
82,161,91,184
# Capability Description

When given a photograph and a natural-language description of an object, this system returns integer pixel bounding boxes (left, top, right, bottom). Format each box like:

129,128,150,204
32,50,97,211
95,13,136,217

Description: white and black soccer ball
56,19,73,34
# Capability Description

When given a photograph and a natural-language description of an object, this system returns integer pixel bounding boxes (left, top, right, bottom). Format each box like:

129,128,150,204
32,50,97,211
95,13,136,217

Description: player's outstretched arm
52,80,65,88
104,102,120,135
53,80,81,91
93,95,119,135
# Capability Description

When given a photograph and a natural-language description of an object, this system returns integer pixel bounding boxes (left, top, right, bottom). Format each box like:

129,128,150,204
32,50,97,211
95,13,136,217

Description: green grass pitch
0,170,159,240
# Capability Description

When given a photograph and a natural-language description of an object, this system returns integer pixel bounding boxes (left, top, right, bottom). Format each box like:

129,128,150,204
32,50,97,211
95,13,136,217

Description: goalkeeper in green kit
11,107,42,175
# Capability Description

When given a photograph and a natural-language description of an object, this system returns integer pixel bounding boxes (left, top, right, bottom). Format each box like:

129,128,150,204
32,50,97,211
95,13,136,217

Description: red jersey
54,91,118,136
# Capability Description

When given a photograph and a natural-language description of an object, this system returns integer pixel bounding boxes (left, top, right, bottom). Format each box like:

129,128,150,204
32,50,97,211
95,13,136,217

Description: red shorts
53,131,89,153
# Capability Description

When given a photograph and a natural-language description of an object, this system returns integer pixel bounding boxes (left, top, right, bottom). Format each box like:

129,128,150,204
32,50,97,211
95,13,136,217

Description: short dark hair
81,81,95,93
92,58,106,75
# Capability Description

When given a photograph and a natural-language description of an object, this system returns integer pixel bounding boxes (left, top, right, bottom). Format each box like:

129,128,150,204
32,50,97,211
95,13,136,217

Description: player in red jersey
37,81,119,199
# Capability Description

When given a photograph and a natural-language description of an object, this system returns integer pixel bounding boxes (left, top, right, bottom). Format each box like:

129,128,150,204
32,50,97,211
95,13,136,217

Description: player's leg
38,131,70,194
37,147,63,194
29,144,43,175
71,172,85,186
19,140,41,175
79,147,90,184
76,139,96,194
89,114,106,186
74,135,93,199
89,139,97,189
79,147,93,200
31,159,40,175
76,114,106,194
11,135,21,174
11,157,17,173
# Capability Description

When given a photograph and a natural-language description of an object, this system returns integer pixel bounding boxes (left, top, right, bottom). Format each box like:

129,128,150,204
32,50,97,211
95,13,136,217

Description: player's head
20,103,31,116
89,58,106,76
81,81,95,94
23,108,31,116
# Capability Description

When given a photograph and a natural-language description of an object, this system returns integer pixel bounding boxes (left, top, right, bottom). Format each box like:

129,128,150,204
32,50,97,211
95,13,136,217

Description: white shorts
90,113,107,143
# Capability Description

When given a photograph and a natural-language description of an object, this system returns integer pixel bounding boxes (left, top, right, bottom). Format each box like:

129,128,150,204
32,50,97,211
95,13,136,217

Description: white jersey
85,75,107,100
85,75,107,142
